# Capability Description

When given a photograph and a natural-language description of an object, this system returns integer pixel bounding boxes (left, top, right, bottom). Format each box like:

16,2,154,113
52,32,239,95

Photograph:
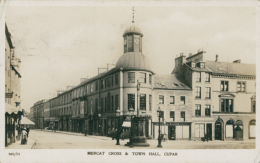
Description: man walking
26,126,30,138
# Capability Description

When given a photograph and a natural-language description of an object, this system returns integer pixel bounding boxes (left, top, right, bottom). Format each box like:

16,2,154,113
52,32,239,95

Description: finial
132,6,135,24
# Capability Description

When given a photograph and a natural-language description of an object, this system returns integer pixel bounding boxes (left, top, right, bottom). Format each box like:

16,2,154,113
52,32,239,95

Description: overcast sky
5,5,256,112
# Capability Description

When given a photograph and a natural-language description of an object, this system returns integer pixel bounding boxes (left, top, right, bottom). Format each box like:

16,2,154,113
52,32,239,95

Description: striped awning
5,103,21,114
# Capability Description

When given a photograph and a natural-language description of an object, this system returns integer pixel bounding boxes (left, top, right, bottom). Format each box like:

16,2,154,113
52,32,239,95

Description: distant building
5,23,23,147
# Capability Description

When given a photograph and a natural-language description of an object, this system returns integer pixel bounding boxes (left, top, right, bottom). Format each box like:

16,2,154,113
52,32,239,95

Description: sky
5,5,256,112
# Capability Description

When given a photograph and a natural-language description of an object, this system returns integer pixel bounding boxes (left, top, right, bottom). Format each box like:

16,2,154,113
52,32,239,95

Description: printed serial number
9,152,20,156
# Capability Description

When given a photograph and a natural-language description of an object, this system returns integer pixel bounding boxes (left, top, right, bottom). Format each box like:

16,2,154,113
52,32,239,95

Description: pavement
27,129,255,149
5,137,37,149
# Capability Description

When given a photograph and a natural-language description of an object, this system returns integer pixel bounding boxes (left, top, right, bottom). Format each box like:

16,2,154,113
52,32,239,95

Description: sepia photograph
1,1,259,163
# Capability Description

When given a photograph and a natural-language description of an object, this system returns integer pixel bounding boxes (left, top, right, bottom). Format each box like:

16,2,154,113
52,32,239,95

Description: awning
5,103,21,114
122,121,131,127
21,116,35,125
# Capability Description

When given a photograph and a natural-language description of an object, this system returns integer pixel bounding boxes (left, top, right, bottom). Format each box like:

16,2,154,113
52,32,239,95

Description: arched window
249,120,256,139
226,119,234,138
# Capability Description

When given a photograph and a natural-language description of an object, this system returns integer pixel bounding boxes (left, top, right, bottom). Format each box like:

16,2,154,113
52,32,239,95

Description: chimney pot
233,59,241,63
215,54,219,62
189,53,192,57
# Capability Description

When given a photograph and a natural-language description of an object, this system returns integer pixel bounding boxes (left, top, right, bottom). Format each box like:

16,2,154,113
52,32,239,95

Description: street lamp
129,107,134,148
157,107,162,148
115,109,121,145
98,113,101,136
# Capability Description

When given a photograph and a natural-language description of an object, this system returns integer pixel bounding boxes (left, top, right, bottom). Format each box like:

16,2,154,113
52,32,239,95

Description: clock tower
123,7,143,53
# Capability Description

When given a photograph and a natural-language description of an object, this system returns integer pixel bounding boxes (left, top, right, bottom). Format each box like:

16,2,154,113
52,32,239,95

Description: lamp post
116,109,121,145
157,107,162,148
129,107,134,148
98,113,101,136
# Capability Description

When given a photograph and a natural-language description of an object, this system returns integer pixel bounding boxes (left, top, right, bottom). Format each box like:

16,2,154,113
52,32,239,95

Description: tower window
127,35,133,52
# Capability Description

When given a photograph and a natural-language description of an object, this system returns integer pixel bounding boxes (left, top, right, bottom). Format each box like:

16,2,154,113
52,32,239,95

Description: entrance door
207,124,212,140
215,123,222,140
234,126,243,140
89,120,93,135
168,126,176,140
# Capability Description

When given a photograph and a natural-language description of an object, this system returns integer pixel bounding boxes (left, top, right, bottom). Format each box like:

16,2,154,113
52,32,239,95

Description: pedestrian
21,128,27,145
26,126,30,138
111,128,115,140
52,126,54,132
85,128,87,136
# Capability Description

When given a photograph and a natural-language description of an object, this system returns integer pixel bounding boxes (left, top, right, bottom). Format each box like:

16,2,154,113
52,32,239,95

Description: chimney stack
98,67,107,74
80,78,88,83
107,63,116,71
215,54,219,62
189,53,192,57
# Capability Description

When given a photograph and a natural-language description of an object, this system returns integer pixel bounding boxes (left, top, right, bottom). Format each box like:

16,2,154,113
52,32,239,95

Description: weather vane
132,6,135,24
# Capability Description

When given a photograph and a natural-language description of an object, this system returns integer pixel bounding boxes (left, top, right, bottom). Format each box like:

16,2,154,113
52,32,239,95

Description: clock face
134,38,139,44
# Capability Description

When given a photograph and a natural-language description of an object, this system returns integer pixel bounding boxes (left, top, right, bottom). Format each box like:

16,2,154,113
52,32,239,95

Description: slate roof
154,74,191,90
205,61,256,76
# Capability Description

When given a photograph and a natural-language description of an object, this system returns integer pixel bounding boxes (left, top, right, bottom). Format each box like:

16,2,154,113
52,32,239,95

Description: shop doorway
215,119,223,140
206,124,212,140
89,120,93,135
234,120,243,140
168,126,176,140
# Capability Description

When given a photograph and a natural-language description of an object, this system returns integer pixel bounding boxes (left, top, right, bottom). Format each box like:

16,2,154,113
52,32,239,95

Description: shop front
167,122,191,140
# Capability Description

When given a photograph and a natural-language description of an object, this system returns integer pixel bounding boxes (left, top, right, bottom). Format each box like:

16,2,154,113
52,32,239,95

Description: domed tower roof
123,25,143,37
115,52,152,72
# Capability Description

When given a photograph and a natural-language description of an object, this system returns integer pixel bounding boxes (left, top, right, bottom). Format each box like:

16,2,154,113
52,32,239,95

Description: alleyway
26,130,255,149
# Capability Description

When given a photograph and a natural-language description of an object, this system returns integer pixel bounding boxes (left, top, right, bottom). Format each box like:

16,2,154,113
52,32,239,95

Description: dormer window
200,62,205,68
191,62,195,68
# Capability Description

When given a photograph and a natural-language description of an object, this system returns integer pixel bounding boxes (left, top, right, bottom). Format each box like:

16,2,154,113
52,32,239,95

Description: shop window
205,87,211,99
170,96,175,104
180,96,185,105
128,94,135,110
196,72,201,82
205,105,211,116
221,81,229,91
195,105,201,117
159,95,164,104
196,87,201,98
195,124,205,138
128,72,135,83
205,73,210,82
220,99,233,112
140,94,146,110
139,72,146,83
170,111,175,121
237,81,246,92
